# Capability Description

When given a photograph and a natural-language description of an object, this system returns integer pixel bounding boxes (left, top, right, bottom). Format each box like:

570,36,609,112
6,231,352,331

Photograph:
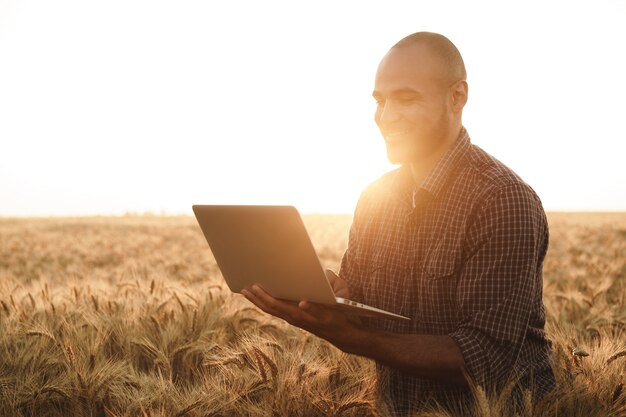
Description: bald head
391,31,466,84
373,31,469,166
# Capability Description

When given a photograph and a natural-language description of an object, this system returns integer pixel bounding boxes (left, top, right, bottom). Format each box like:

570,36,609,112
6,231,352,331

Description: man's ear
451,80,468,113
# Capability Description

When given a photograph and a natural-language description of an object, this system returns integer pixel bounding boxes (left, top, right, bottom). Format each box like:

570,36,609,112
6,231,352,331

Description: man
242,31,555,414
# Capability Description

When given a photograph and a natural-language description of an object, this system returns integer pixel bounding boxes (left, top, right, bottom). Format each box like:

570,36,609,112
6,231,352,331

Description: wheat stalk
607,350,626,365
474,385,491,417
24,329,57,344
174,399,203,417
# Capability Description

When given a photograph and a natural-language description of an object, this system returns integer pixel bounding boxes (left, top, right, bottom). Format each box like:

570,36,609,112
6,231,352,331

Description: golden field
0,213,624,417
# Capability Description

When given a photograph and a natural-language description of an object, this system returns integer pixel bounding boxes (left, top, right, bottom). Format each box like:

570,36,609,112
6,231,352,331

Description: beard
384,110,451,165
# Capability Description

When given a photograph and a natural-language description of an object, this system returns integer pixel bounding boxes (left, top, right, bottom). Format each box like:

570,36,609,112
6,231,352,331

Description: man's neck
409,125,461,187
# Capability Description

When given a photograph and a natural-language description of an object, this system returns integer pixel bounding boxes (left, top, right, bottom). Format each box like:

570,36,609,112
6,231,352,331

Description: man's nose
376,100,401,127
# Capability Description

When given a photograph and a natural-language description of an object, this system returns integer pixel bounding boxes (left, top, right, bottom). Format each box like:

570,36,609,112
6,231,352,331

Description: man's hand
325,269,350,298
240,284,468,387
241,271,467,385
240,284,363,353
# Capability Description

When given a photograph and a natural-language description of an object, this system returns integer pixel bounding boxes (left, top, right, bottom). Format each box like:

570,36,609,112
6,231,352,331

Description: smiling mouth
384,130,411,143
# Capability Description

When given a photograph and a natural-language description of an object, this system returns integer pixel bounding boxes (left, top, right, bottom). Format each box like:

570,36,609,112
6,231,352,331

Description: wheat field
0,213,624,417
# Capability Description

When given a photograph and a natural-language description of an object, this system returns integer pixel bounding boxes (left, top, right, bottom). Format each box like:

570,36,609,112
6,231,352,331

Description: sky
1,0,625,216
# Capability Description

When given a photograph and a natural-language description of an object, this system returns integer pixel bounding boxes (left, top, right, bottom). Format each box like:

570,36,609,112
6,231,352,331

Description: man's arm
240,185,470,386
447,183,547,388
241,285,468,386
320,271,468,384
242,183,545,388
337,321,469,386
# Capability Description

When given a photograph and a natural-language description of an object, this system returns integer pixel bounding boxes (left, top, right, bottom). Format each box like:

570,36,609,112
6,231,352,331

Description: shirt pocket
422,236,460,279
417,241,460,330
360,256,417,332
361,256,404,309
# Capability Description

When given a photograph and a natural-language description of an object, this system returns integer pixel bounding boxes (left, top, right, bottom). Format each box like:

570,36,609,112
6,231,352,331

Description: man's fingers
325,268,339,279
334,288,350,298
298,301,333,325
241,288,274,315
249,285,283,310
241,285,362,350
242,286,284,317
243,286,322,328
325,269,350,298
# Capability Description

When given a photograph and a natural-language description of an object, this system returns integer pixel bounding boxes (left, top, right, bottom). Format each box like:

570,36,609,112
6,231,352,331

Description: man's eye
375,97,418,107
397,97,419,104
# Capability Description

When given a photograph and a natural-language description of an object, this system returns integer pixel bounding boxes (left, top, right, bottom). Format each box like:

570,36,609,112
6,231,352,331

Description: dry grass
0,213,624,416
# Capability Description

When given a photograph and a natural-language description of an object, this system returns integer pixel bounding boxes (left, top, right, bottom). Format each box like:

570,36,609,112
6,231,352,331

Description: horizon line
2,209,626,220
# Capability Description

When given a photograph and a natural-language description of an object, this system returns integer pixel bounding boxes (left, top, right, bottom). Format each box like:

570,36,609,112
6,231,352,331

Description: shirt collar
420,126,471,198
389,126,471,207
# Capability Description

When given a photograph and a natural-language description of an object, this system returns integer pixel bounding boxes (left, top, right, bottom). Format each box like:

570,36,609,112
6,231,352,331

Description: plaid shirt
339,127,555,414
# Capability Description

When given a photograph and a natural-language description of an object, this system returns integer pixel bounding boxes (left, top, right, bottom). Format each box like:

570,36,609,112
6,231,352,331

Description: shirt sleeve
338,195,366,303
448,183,547,389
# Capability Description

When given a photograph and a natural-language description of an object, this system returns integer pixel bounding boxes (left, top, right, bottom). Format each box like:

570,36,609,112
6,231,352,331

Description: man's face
373,44,454,165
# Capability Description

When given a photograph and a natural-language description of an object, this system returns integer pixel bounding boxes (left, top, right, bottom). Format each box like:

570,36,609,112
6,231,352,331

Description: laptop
192,205,410,321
